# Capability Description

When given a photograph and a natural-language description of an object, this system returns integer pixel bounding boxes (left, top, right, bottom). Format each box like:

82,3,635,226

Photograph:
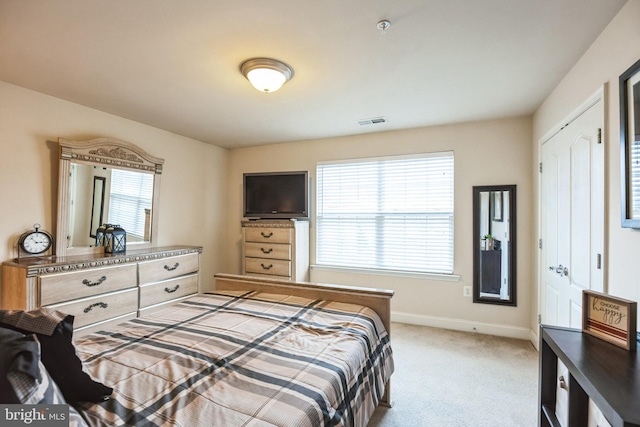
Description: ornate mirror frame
472,185,517,306
56,137,164,257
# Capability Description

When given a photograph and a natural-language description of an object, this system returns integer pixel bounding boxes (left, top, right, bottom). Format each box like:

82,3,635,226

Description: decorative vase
484,238,494,251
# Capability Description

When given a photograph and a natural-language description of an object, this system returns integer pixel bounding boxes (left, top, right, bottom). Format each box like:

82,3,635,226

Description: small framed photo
582,290,637,351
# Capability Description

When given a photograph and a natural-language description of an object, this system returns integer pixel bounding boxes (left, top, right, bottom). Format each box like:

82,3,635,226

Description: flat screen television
243,171,309,219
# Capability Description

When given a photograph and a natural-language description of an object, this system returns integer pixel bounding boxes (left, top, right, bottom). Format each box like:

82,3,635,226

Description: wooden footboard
213,273,394,407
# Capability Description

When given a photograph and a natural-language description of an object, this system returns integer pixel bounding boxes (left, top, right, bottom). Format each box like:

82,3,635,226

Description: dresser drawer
245,258,291,277
39,264,137,306
245,242,291,260
138,253,199,285
45,288,138,329
139,274,198,309
588,399,612,427
244,227,292,244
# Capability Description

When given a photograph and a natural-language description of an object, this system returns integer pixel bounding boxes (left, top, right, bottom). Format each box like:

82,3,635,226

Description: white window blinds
108,169,154,239
631,138,640,218
316,152,454,274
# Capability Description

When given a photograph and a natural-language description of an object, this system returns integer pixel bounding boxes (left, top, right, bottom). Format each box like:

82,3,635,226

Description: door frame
535,85,607,347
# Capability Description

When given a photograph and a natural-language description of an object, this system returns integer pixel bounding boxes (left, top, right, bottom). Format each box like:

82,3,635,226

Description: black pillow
0,309,112,403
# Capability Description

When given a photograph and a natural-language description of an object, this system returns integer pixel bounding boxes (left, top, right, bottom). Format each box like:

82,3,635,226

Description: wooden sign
582,290,637,351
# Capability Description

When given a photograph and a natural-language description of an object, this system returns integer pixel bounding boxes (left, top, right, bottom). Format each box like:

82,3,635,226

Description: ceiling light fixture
240,58,293,93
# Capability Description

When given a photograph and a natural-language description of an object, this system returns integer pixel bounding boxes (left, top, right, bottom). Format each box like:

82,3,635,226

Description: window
316,152,454,274
108,169,154,239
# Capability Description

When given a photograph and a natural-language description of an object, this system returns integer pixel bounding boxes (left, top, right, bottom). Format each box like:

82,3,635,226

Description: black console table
539,325,640,427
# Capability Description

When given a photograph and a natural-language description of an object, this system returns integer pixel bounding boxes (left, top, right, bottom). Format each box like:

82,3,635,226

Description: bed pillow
0,327,90,427
0,327,67,404
0,308,112,403
0,327,40,403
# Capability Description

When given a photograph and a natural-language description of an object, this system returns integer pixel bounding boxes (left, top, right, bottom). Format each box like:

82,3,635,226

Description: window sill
310,264,461,282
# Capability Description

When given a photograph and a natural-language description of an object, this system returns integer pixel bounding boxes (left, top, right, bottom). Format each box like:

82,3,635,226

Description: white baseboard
529,328,540,351
392,311,534,342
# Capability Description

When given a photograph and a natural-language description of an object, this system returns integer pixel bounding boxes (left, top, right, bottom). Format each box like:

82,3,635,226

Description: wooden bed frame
213,273,395,407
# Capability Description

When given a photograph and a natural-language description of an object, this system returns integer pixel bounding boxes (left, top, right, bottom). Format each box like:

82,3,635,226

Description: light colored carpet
368,322,538,427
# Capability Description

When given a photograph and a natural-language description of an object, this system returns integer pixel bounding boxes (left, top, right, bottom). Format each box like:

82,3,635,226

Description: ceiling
0,0,627,149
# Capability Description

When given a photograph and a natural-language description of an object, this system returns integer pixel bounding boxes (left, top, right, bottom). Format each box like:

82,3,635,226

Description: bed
69,274,394,427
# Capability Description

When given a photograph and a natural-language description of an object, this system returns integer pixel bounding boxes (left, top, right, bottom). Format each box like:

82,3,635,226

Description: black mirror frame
89,176,106,239
472,185,517,306
620,58,640,228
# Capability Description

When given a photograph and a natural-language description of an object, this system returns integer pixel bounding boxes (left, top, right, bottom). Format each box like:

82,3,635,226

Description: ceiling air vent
357,117,388,126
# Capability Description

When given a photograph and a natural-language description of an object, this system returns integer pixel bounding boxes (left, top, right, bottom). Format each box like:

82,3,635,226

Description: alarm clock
17,224,54,259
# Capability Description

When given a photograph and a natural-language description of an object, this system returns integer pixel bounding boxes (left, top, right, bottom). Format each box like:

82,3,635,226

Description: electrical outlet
463,286,472,297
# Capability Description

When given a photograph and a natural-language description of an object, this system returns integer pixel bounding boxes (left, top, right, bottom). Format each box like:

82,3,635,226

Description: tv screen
243,171,309,219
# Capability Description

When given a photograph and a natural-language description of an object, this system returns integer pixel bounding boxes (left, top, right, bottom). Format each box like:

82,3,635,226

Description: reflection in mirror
473,185,516,306
89,176,105,240
69,164,154,247
56,137,164,257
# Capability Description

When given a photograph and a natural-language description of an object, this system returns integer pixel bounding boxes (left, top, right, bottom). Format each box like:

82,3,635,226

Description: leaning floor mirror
472,185,516,306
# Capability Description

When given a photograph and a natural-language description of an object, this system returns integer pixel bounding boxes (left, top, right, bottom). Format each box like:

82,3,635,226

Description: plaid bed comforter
72,291,394,427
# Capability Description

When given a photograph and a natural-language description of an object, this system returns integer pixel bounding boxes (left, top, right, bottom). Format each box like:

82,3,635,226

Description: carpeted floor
368,322,538,427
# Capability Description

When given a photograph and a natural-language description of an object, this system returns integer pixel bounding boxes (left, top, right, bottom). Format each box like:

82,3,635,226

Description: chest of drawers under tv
242,220,309,281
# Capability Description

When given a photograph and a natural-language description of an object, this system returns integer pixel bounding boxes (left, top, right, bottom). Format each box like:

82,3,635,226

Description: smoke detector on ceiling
377,20,391,34
357,117,388,126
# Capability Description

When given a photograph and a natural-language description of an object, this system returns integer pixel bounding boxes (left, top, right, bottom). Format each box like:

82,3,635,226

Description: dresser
241,220,309,281
1,246,202,332
480,250,501,293
539,325,640,427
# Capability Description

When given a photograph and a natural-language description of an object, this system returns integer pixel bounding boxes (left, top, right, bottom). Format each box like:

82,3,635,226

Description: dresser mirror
472,185,516,306
56,137,164,257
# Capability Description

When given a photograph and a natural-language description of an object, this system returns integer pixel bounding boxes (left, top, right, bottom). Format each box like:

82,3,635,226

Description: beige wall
227,117,534,338
532,0,640,330
0,81,229,298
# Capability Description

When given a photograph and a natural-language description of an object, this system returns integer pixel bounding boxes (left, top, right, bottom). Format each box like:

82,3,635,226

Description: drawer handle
82,276,107,287
260,247,273,254
260,263,273,270
84,302,108,313
558,375,568,390
164,263,180,271
261,232,273,238
165,284,180,293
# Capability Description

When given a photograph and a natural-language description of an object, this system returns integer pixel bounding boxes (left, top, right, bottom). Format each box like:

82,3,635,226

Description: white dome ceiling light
241,58,293,93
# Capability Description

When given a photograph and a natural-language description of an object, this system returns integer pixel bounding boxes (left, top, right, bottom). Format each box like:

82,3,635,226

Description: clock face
21,231,52,254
